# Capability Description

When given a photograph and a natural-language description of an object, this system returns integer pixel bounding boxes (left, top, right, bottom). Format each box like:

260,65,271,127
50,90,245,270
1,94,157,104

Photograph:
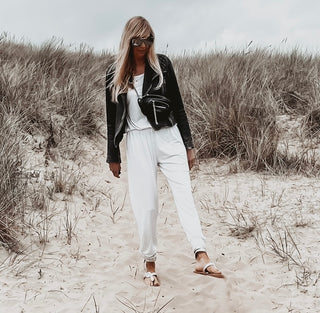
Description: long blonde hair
110,16,163,102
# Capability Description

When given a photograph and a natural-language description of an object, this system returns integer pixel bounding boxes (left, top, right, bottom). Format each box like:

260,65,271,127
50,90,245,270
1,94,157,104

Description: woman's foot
144,261,160,286
194,252,224,278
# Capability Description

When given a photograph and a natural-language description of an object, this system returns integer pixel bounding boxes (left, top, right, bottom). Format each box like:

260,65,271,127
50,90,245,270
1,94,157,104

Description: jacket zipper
152,100,158,125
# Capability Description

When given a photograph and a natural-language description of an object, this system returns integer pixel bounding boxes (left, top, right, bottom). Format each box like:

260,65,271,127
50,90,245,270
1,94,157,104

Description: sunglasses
131,36,154,47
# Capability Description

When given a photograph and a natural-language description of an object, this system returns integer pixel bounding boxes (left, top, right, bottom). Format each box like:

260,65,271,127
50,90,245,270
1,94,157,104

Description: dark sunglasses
131,36,154,47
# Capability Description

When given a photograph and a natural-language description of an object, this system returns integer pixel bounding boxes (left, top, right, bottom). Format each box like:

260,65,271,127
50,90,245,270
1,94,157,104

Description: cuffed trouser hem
143,254,157,262
194,248,207,258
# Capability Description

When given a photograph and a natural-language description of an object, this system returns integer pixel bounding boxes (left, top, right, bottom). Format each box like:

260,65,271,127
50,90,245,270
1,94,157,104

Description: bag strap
131,75,155,99
132,84,141,100
133,83,153,99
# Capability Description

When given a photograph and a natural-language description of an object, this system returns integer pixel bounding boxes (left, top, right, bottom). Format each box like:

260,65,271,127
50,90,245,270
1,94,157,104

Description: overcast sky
1,0,320,55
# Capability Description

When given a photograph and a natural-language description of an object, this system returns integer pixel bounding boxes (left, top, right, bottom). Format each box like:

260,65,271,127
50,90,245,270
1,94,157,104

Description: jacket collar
142,58,159,95
117,57,159,100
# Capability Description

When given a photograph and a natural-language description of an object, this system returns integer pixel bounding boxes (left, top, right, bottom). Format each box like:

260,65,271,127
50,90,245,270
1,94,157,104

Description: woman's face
131,36,153,59
132,43,149,59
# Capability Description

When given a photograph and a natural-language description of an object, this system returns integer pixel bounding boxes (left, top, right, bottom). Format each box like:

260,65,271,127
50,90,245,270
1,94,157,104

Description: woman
106,16,224,286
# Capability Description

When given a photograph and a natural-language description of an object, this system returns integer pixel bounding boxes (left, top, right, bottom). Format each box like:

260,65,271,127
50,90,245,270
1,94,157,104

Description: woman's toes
207,265,221,274
153,277,160,286
144,276,160,287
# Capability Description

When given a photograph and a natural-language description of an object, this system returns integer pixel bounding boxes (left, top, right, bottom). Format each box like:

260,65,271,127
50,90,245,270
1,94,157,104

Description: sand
0,137,319,313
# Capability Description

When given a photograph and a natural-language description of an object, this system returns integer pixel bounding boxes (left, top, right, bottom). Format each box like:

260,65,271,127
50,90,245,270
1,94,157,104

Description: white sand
0,137,319,313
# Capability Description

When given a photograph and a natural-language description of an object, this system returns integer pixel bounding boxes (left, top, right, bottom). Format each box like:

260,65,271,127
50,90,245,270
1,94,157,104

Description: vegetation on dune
174,48,320,169
0,36,113,250
0,109,23,251
1,34,320,249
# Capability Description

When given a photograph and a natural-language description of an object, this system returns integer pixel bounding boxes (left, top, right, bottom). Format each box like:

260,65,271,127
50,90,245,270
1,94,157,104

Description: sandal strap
144,272,157,282
203,262,218,273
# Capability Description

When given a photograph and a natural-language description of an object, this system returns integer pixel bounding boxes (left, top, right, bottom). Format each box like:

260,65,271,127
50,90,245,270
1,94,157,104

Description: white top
125,73,152,132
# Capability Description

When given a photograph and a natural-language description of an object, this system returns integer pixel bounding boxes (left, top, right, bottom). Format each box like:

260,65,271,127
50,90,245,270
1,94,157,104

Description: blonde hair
109,16,163,102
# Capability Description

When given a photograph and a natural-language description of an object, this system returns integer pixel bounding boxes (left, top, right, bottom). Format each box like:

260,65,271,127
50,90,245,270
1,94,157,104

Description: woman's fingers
109,163,121,178
187,149,196,170
113,170,120,178
189,158,195,170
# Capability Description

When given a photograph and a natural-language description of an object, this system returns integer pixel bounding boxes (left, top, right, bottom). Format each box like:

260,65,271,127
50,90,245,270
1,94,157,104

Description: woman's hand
186,148,196,170
109,162,121,178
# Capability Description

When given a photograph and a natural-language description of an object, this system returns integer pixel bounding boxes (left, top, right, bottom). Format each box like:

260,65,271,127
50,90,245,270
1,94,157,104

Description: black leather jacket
106,54,194,163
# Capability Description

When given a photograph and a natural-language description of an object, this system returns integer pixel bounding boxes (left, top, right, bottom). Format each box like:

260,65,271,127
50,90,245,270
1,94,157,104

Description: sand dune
0,137,319,313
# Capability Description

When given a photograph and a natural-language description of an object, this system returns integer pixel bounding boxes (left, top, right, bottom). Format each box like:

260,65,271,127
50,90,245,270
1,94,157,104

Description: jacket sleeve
164,56,194,149
106,66,121,163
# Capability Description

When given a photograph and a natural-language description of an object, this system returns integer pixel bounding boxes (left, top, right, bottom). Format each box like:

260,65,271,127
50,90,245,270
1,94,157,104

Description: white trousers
126,125,206,262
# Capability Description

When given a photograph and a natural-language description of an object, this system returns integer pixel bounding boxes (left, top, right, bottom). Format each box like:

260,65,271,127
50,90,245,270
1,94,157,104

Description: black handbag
138,94,172,126
133,84,172,126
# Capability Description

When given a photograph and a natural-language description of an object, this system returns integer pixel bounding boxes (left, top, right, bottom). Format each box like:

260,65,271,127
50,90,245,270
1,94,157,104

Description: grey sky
1,0,320,55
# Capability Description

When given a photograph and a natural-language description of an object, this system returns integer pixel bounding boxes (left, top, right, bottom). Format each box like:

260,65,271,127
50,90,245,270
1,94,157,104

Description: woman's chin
134,49,148,58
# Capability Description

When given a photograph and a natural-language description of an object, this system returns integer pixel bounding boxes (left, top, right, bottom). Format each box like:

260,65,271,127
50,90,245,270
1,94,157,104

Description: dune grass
174,48,320,171
0,107,24,251
1,35,320,250
0,36,113,250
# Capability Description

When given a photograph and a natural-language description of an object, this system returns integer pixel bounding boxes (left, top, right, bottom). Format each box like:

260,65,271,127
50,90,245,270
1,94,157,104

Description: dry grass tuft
224,205,259,239
117,291,174,313
0,106,24,251
266,227,303,268
305,108,320,136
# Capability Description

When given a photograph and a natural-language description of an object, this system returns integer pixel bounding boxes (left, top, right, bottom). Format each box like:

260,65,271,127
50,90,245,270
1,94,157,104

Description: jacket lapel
142,58,159,95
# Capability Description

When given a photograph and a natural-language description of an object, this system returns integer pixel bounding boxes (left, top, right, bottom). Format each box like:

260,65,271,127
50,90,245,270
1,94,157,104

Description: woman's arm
105,68,121,165
164,56,194,150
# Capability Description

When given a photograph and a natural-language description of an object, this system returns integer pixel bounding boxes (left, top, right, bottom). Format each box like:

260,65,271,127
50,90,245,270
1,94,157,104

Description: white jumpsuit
125,74,206,261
